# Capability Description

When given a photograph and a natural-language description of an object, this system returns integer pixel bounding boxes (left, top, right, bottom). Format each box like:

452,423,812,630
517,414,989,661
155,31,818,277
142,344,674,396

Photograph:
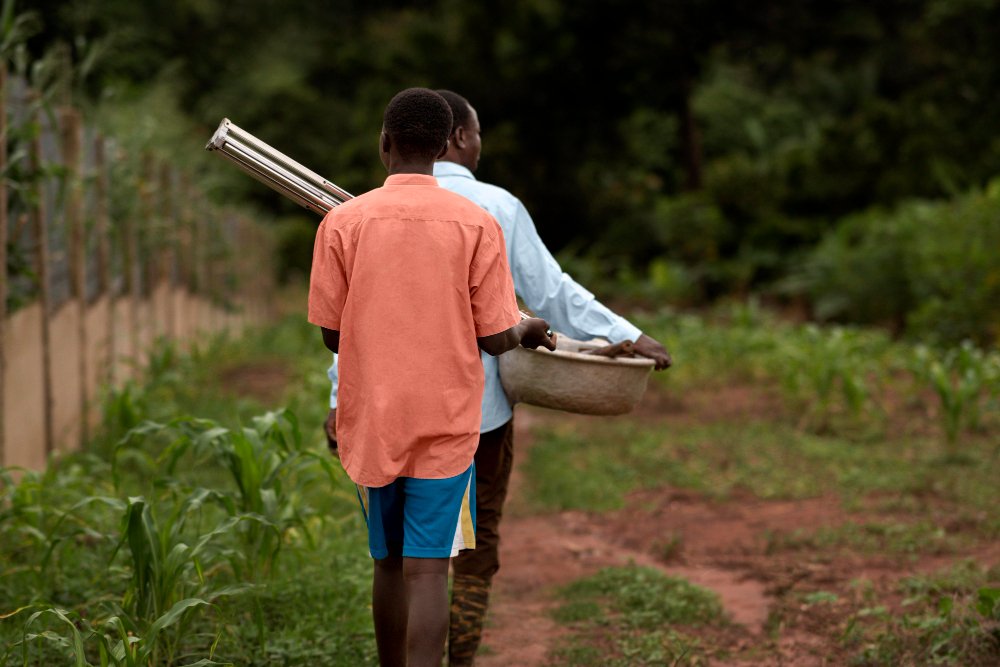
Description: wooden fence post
124,158,140,370
0,63,7,465
29,95,55,456
158,162,176,339
60,106,87,447
177,172,193,342
139,152,158,343
203,203,215,335
198,194,210,334
235,216,245,332
94,135,113,387
177,173,190,290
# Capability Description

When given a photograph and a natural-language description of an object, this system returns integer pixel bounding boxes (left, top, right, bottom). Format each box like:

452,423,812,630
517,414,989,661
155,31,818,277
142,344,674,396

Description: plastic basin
498,336,654,415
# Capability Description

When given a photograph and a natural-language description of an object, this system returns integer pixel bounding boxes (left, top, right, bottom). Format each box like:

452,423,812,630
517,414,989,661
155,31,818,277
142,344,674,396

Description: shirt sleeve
307,216,348,331
507,200,642,343
469,220,521,337
327,353,338,409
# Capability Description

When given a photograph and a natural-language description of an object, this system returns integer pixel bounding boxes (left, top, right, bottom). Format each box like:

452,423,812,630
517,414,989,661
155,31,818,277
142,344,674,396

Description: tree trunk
678,81,703,192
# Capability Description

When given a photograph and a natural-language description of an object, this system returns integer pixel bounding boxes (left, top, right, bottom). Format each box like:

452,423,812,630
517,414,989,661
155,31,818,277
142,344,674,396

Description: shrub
790,182,1000,345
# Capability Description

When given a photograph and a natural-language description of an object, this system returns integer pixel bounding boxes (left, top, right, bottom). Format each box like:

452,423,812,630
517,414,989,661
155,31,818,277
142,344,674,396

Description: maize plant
3,605,235,666
777,325,882,433
108,494,250,665
113,409,337,582
910,342,995,456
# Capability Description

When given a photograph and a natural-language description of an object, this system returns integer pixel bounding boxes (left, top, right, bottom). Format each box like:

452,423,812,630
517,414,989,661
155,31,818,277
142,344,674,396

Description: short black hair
383,88,453,161
435,89,473,135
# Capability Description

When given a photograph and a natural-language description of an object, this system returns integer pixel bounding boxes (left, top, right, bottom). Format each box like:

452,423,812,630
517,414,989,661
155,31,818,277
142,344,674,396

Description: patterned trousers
449,419,515,666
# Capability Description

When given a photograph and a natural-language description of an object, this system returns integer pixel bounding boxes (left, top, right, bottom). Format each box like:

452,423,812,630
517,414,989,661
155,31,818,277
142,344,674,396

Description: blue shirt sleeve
506,200,642,344
327,353,338,409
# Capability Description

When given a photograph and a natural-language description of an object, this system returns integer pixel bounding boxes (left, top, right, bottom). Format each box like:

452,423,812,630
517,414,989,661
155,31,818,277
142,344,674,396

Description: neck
387,158,436,175
440,150,473,172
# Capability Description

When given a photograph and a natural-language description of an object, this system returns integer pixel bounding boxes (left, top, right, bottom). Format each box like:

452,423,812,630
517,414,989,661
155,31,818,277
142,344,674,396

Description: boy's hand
519,317,557,351
632,334,672,370
325,408,339,459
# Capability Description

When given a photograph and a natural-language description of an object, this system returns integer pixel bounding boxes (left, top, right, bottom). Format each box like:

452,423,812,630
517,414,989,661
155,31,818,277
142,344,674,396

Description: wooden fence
0,69,276,470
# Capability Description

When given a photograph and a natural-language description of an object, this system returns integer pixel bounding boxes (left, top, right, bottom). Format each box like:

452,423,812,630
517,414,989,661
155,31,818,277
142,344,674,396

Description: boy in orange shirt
308,88,554,667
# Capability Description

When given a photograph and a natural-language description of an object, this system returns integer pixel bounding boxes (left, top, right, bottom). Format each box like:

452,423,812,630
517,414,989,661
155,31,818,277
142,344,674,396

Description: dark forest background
21,0,1000,345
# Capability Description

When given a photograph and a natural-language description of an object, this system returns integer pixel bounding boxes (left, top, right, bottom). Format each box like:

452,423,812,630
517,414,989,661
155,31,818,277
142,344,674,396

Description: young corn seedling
911,342,991,459
779,325,877,433
109,494,250,665
95,606,234,667
0,461,121,600
3,604,235,667
4,607,89,667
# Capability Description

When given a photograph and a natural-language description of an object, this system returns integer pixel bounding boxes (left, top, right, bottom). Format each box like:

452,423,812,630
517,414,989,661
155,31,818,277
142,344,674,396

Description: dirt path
473,393,1000,666
475,443,780,664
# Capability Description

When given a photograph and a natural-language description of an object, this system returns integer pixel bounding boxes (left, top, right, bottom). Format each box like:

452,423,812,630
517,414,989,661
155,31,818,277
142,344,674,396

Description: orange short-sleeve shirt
308,174,520,487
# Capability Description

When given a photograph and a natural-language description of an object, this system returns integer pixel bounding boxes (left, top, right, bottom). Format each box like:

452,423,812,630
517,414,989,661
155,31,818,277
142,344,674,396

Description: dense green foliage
788,181,1000,345
14,0,1000,343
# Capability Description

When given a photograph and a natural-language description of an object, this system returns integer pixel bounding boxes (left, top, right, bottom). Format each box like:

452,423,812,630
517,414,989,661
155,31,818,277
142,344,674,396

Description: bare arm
477,327,520,356
477,317,555,356
321,327,340,353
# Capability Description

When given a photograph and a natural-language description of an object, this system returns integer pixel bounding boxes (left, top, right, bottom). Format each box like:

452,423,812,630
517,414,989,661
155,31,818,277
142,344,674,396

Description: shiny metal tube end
205,118,232,151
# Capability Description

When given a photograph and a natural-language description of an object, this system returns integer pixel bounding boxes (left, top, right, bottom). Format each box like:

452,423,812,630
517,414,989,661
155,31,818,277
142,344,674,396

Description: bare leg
373,556,407,667
404,556,451,667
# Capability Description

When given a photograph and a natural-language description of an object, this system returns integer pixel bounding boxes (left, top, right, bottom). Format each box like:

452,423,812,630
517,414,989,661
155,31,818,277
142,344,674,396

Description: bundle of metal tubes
205,118,353,215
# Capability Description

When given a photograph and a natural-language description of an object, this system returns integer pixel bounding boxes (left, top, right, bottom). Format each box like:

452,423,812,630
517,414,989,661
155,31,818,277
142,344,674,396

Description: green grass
634,305,1000,443
521,418,999,514
213,547,377,665
549,565,723,666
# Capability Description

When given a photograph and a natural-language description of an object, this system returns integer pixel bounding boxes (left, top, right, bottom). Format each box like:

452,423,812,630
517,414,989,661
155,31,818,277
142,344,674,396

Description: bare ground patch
217,360,292,405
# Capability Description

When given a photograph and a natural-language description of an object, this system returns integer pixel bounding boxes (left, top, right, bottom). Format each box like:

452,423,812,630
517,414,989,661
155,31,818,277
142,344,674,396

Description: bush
904,186,1000,345
789,182,1000,345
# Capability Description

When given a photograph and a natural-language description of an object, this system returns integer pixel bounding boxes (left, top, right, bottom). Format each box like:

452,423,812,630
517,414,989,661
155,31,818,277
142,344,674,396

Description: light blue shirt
327,161,642,432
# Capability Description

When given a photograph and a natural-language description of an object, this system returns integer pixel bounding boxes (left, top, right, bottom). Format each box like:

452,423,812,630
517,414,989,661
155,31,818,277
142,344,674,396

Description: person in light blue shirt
326,89,671,666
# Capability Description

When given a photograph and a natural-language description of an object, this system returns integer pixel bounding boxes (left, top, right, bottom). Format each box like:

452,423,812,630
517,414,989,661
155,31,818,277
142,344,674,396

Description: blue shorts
356,463,476,559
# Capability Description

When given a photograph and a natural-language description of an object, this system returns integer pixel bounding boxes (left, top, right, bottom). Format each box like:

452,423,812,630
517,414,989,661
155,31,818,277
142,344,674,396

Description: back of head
435,89,473,133
383,88,453,161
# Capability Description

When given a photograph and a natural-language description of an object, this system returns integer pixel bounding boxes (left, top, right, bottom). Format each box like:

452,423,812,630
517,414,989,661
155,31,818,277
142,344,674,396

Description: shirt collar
433,161,476,180
383,173,438,187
